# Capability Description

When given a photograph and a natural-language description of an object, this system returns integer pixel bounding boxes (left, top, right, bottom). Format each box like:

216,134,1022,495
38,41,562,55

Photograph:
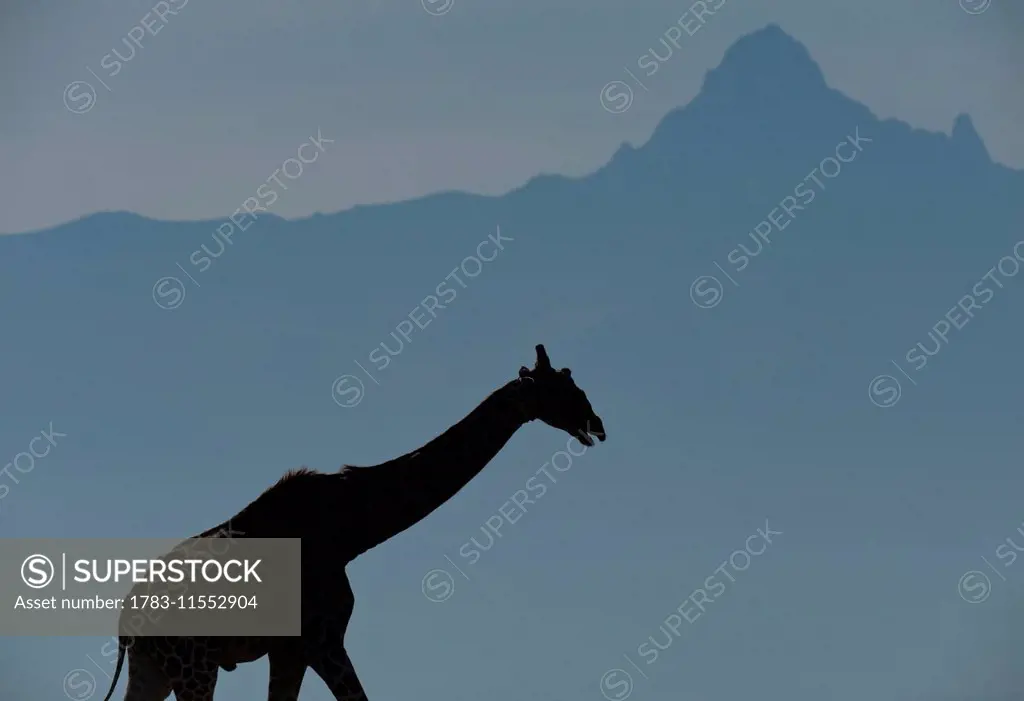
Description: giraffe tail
100,637,128,701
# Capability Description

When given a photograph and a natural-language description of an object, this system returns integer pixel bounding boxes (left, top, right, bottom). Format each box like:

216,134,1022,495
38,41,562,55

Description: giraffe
101,344,607,701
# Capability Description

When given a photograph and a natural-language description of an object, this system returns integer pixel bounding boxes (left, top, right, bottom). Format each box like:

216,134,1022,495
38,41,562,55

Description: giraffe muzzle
578,417,606,446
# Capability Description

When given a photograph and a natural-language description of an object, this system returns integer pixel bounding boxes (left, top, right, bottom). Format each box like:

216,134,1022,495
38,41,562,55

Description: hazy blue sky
1,0,1022,233
3,3,1024,701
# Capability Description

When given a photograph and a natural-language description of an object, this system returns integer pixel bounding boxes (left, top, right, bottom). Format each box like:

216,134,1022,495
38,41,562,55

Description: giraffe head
517,344,607,446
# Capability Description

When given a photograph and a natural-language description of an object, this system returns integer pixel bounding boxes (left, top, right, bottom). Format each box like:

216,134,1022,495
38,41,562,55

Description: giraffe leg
123,651,173,701
307,645,368,701
267,650,307,701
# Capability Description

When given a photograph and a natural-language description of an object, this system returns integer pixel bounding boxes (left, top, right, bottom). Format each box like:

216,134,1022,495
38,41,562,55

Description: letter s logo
152,277,185,310
599,669,634,701
600,81,633,114
63,82,97,114
63,669,97,700
689,276,724,309
421,569,454,602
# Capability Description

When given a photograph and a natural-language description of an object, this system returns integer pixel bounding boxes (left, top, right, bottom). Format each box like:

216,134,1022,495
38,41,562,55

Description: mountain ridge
7,24,1011,239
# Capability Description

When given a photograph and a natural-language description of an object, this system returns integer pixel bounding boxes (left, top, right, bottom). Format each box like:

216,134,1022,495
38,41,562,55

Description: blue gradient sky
3,3,1024,701
0,0,1022,233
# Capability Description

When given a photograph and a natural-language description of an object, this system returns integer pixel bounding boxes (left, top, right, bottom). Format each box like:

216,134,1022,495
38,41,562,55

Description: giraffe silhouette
100,344,607,701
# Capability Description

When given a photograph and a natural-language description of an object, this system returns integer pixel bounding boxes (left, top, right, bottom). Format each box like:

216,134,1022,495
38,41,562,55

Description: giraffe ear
535,344,551,370
519,366,531,378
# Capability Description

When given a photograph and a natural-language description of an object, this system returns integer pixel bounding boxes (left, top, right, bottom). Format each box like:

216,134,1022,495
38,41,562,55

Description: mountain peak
630,24,847,168
702,24,827,99
951,113,990,163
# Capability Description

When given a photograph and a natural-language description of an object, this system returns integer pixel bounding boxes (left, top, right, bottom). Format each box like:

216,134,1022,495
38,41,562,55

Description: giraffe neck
344,379,533,555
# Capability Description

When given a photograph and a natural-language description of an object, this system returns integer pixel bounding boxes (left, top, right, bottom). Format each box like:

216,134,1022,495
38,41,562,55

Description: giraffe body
101,345,606,700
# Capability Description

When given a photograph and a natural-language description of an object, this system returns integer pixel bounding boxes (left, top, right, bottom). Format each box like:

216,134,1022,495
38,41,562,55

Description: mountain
7,23,1019,423
6,20,1024,517
3,23,1024,701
